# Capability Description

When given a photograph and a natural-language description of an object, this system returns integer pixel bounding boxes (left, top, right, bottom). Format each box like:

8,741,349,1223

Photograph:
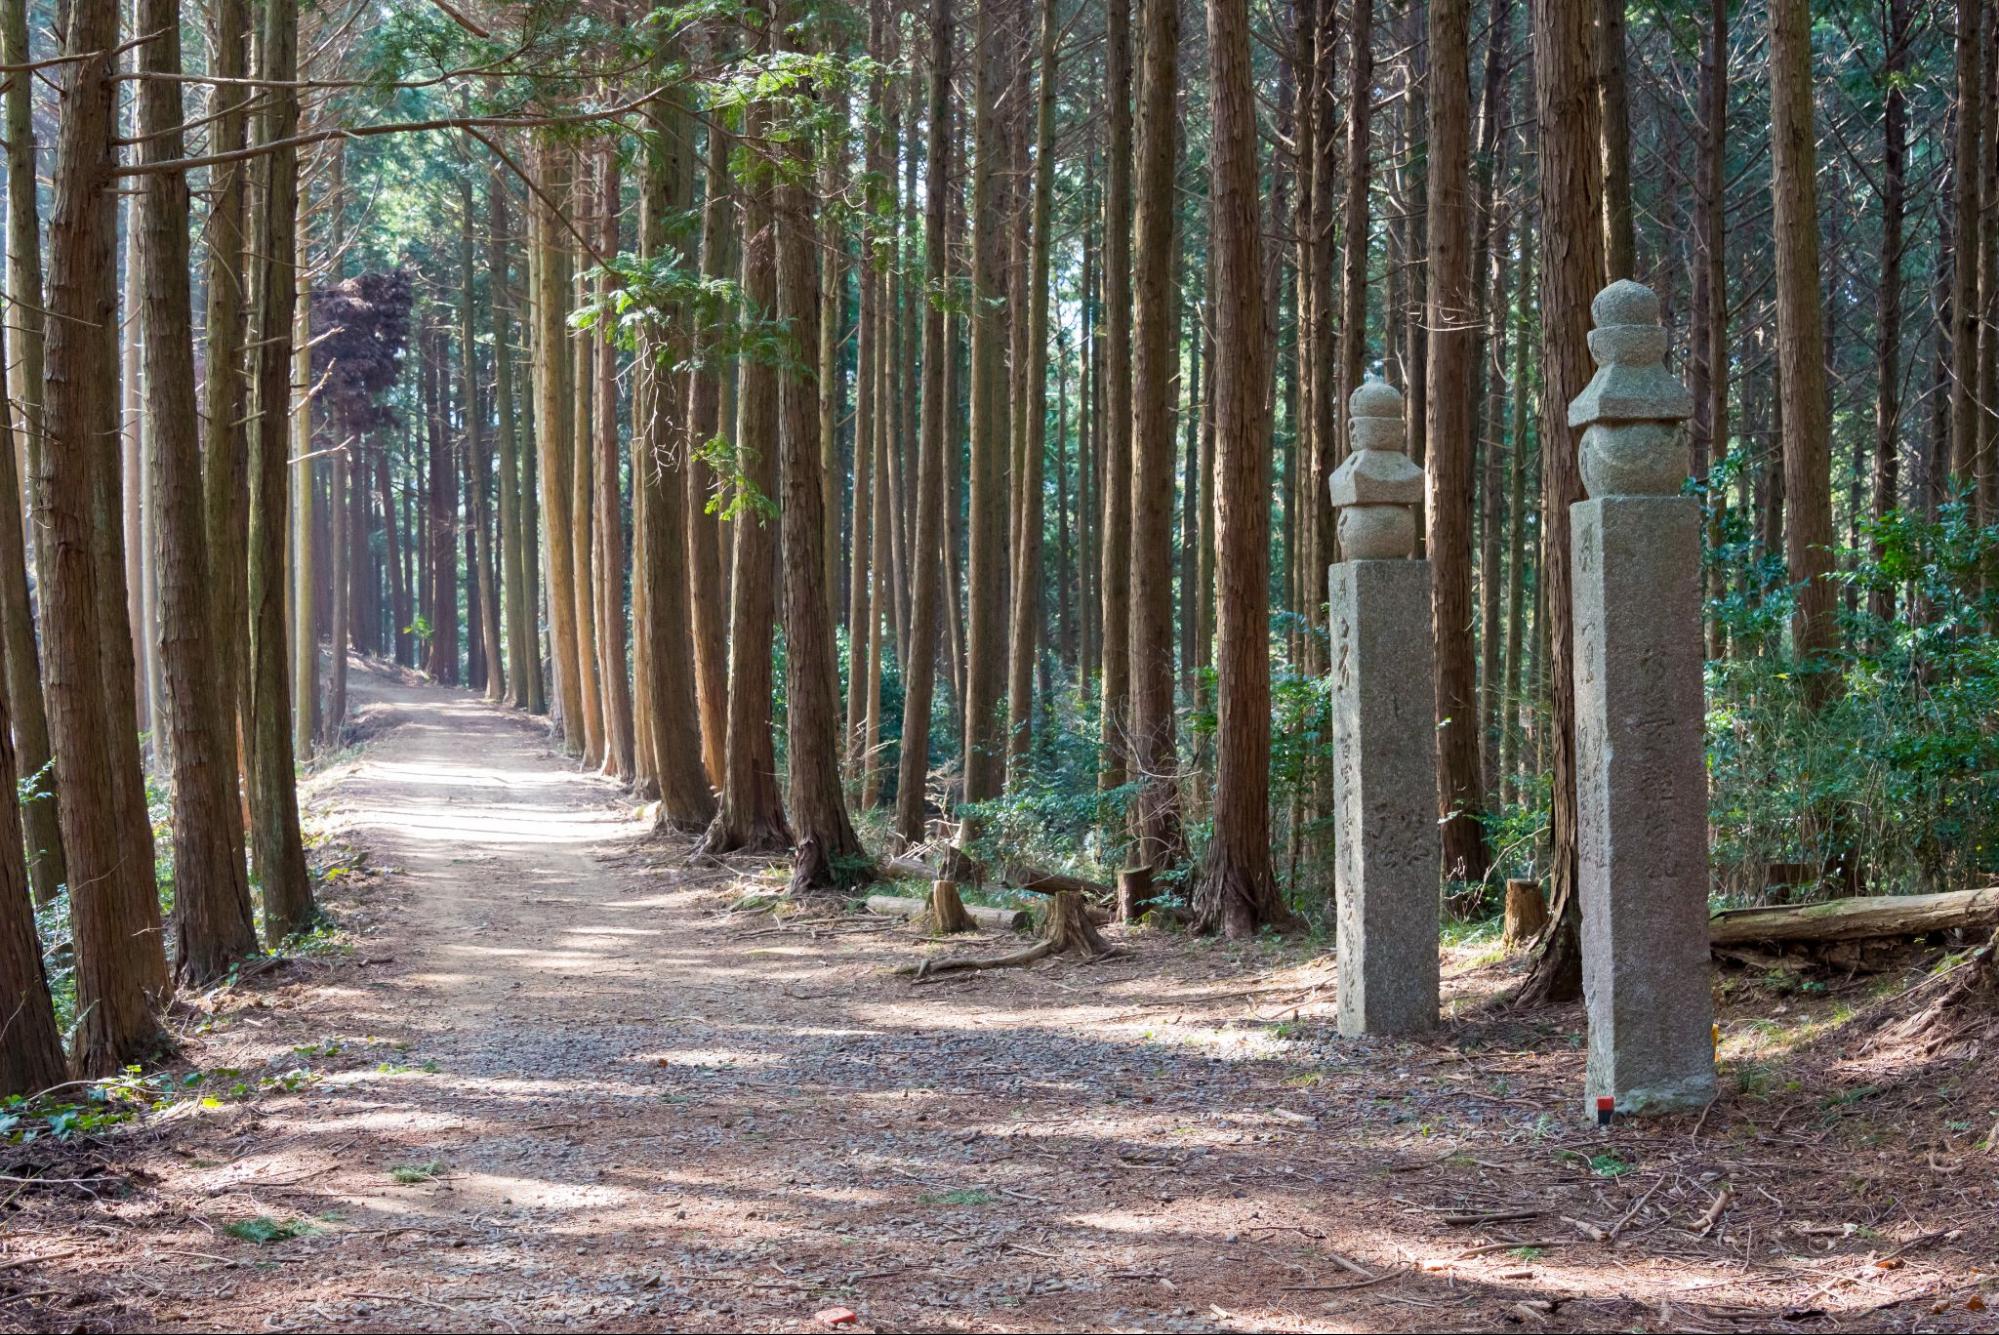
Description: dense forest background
3,0,1998,1088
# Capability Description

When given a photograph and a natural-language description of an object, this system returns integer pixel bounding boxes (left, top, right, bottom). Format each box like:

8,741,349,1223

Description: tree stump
927,879,974,934
1502,878,1548,950
1044,889,1112,955
1117,865,1156,923
896,888,1115,978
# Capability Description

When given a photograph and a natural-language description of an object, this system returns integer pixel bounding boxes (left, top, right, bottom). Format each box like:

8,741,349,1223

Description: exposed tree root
695,811,792,859
788,833,864,900
1189,850,1303,938
1865,929,1999,1061
897,889,1117,978
1512,885,1583,1007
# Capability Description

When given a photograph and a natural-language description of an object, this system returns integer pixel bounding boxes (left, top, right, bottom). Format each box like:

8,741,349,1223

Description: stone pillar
1328,379,1439,1037
1568,280,1716,1116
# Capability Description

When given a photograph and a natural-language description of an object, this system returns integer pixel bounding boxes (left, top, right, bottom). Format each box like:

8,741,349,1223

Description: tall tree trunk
292,259,318,751
1769,0,1836,702
1005,0,1059,781
1129,0,1183,870
379,447,409,668
686,122,736,787
1477,209,1510,801
639,72,714,831
776,47,868,896
962,0,1010,807
1691,0,1728,658
44,0,170,1069
1,0,42,562
1951,0,1983,492
699,70,791,855
532,140,583,745
593,144,635,778
1871,0,1907,626
1099,0,1135,804
897,0,954,847
1470,0,1512,797
1597,0,1634,280
1,0,66,906
1307,0,1340,675
1078,146,1098,689
847,2,885,778
1426,0,1491,887
1339,0,1374,463
1397,3,1429,488
569,187,603,758
0,292,57,906
1193,0,1293,937
245,0,315,939
121,198,149,758
326,446,350,740
0,645,60,1093
818,87,847,637
1978,0,1998,524
864,342,890,806
425,330,456,685
492,166,536,710
1499,231,1534,799
460,181,504,708
1516,0,1604,1007
137,0,258,984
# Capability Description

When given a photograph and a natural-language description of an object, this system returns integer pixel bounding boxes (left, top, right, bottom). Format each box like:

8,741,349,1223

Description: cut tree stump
927,880,975,933
1706,887,1999,947
1117,865,1156,922
895,889,1116,978
864,892,1022,933
1502,879,1548,949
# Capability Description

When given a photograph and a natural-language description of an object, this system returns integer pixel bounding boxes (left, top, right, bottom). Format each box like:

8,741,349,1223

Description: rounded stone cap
1349,376,1402,420
1593,278,1660,328
1338,504,1417,561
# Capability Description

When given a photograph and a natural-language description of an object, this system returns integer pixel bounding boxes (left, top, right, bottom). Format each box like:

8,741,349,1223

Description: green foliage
390,1160,447,1184
1707,500,1999,898
1,1069,155,1142
689,435,779,523
224,1216,319,1245
957,697,1130,889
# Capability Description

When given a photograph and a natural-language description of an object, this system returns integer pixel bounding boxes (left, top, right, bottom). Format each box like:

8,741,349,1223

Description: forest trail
2,661,1988,1333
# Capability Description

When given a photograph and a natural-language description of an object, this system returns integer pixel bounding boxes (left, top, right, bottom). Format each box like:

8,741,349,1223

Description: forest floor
1,660,1995,1334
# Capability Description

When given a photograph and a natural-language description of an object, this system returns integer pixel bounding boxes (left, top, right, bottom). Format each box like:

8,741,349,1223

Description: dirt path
1,662,1992,1333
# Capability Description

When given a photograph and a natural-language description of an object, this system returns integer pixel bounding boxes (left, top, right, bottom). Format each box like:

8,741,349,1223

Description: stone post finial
1568,279,1695,499
1330,376,1424,559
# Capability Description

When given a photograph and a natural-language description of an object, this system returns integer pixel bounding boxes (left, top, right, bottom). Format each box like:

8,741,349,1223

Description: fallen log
864,894,1027,933
1707,887,1999,947
881,852,1111,899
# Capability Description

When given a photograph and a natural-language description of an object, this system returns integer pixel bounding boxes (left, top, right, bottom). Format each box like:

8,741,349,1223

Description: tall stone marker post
1568,280,1717,1116
1328,378,1439,1037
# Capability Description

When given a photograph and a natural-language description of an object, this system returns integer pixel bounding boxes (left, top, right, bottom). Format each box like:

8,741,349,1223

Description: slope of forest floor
1,661,1994,1334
